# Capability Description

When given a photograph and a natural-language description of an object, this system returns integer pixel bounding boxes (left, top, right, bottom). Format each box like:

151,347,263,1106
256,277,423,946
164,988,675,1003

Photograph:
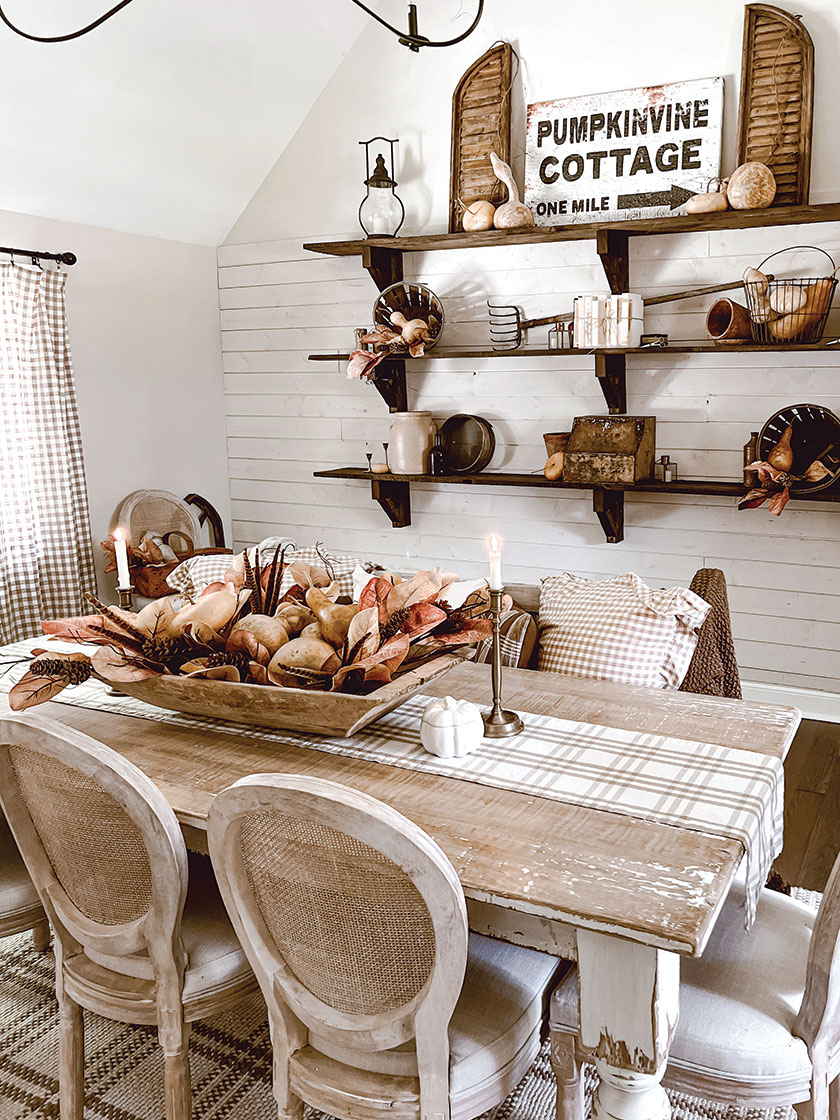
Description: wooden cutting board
449,43,513,233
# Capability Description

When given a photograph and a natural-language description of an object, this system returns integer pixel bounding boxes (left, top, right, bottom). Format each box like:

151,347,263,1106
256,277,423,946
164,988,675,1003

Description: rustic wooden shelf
309,341,840,361
303,203,840,259
309,339,840,415
306,204,840,540
313,467,840,544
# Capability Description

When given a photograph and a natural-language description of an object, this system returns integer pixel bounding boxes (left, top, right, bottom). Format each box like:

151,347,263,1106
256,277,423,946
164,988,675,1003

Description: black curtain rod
0,247,76,266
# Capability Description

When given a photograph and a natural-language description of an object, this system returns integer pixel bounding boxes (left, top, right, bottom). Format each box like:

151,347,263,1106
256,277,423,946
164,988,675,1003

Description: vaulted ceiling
0,0,374,244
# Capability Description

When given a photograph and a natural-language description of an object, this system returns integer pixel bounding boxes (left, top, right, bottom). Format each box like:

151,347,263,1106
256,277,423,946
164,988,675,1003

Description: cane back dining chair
0,713,257,1120
207,773,564,1120
549,852,840,1120
0,809,49,952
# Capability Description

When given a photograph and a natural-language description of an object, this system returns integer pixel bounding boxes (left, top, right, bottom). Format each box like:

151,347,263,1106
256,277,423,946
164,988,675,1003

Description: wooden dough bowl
104,653,463,738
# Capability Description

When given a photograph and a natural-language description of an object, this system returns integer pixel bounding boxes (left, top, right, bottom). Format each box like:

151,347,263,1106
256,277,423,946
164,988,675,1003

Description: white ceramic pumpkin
420,695,484,758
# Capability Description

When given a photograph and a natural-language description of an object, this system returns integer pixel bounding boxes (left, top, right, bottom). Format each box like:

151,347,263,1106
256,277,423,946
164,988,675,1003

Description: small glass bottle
430,431,445,476
654,454,678,483
743,431,759,487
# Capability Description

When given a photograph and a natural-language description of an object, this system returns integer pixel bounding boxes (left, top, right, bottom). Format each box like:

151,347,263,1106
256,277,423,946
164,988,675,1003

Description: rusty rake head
487,300,524,350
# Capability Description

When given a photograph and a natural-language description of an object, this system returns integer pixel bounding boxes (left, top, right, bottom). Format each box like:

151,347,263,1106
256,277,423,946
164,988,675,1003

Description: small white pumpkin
420,695,484,759
769,283,808,315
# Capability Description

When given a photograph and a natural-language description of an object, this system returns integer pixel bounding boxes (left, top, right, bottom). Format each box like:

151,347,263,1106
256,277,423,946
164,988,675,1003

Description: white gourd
420,695,485,758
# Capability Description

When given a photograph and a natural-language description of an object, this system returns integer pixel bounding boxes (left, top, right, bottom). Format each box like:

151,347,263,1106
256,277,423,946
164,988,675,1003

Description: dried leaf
359,576,398,624
41,614,111,643
738,488,771,510
402,601,447,642
385,568,444,614
226,629,270,666
249,661,271,685
9,672,70,711
805,459,831,482
768,487,791,517
185,665,241,682
345,606,379,662
91,645,159,682
331,633,410,691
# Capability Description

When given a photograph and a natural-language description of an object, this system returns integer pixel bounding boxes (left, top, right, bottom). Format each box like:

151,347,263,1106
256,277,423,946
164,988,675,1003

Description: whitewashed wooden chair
549,855,840,1120
0,712,257,1120
207,773,562,1120
0,810,49,951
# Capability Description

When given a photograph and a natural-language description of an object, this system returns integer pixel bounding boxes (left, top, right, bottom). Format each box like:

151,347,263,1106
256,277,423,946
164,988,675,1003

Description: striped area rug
0,912,811,1120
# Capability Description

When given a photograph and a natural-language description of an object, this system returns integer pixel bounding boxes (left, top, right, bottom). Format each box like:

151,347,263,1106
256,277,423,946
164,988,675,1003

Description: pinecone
380,607,410,641
206,651,252,674
30,658,92,686
141,636,191,666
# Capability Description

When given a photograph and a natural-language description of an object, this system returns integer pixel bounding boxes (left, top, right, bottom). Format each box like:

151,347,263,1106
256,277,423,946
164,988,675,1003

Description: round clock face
759,403,840,494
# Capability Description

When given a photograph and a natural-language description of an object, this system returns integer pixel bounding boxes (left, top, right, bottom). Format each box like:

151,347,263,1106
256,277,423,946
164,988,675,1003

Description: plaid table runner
0,639,783,927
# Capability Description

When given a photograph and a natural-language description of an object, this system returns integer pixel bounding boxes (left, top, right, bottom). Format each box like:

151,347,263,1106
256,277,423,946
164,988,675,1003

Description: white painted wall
221,0,840,709
0,0,376,244
0,208,230,598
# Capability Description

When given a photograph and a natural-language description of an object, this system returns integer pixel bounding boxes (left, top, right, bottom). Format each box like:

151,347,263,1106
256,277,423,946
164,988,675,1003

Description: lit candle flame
112,528,124,542
489,534,499,552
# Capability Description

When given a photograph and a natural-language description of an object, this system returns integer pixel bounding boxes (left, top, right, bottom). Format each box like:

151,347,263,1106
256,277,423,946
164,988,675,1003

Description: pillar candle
113,529,131,589
488,535,502,590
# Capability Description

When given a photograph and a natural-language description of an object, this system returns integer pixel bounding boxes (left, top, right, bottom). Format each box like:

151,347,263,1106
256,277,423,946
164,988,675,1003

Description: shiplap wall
219,221,840,698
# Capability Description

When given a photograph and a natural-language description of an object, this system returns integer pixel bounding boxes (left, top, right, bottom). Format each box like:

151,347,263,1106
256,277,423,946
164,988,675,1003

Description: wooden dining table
1,660,800,1120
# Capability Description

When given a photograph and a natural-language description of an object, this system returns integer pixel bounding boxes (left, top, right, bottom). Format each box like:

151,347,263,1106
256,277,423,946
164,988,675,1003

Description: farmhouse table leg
577,930,680,1120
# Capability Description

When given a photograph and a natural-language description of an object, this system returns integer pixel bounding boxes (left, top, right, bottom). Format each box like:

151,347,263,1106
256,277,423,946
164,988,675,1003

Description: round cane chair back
208,774,469,1052
0,713,188,963
115,489,202,554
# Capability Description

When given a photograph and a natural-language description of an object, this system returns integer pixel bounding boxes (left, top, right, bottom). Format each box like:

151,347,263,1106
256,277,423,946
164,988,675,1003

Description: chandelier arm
0,0,137,43
349,0,484,48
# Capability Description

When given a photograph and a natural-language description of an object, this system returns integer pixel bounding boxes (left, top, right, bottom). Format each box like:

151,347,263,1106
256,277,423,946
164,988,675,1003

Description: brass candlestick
117,586,134,611
482,587,524,738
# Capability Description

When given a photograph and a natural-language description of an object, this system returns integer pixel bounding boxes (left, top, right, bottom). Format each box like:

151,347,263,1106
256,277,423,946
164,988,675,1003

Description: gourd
305,587,360,646
685,179,729,214
544,452,565,480
769,278,834,341
490,152,535,230
726,162,776,210
743,266,775,323
170,589,241,639
230,614,290,655
271,636,338,672
274,602,316,636
420,695,484,758
462,199,496,231
769,283,807,315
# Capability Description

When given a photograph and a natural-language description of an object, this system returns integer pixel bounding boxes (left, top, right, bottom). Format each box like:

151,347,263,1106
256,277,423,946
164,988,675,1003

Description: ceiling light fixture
349,0,484,51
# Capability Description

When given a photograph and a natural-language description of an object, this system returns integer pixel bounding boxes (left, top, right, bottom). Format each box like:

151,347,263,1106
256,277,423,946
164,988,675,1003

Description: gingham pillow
278,546,379,600
166,554,235,598
537,573,710,689
474,609,538,669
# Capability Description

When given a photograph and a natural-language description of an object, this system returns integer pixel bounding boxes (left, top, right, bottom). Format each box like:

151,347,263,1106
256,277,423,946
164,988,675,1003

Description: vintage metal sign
524,77,724,225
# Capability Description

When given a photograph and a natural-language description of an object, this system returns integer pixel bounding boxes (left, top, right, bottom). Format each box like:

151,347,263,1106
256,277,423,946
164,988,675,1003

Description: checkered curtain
0,263,96,642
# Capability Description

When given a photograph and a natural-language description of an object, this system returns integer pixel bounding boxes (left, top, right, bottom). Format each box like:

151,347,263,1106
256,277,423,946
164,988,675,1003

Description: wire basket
743,246,837,345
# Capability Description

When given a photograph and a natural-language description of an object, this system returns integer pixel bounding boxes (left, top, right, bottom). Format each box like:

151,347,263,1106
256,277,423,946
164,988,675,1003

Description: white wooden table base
578,931,680,1120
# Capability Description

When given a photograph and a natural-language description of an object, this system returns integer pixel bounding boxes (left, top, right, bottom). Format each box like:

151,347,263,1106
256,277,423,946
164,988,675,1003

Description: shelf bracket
370,358,407,412
596,229,629,294
594,352,627,414
362,245,403,292
593,489,624,543
371,478,411,527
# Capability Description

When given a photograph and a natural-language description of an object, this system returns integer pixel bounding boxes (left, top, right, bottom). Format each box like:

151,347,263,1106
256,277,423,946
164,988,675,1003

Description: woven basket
743,246,837,345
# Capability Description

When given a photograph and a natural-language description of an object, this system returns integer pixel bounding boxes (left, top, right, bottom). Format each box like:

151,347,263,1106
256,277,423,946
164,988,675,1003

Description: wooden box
563,416,656,484
102,653,462,738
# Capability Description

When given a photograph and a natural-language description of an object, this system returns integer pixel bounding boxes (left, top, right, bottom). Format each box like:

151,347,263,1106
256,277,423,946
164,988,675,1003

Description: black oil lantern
359,137,405,237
